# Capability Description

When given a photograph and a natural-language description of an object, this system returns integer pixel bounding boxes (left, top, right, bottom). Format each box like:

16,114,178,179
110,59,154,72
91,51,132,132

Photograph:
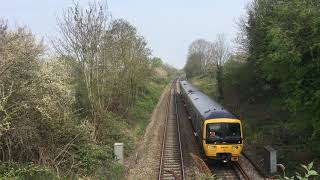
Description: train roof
180,80,238,120
179,80,199,93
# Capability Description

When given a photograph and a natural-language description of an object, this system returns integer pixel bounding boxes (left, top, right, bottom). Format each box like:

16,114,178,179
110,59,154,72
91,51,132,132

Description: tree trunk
216,65,224,101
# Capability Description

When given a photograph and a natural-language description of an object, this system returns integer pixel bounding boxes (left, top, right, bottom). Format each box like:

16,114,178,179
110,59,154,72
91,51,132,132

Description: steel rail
158,79,185,180
234,161,251,180
158,81,172,179
174,80,185,180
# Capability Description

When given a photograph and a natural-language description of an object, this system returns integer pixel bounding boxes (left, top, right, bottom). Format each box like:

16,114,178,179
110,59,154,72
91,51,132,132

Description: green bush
0,163,54,180
128,81,166,137
279,162,319,180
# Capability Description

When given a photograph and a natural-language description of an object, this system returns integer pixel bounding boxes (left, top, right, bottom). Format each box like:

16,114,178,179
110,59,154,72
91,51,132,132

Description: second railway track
158,80,185,180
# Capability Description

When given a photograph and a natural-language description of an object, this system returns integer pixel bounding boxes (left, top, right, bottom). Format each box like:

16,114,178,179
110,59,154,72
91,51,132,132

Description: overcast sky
0,0,249,69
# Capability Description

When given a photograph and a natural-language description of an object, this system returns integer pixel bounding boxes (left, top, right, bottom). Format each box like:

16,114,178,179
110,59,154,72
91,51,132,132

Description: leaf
296,172,302,179
301,164,308,171
307,170,319,176
307,161,313,170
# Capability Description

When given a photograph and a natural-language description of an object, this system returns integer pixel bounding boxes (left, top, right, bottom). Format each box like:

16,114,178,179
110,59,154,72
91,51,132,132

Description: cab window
206,123,241,144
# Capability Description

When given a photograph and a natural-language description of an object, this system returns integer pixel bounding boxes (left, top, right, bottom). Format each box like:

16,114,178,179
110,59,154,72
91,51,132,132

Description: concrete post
264,145,277,175
114,142,124,164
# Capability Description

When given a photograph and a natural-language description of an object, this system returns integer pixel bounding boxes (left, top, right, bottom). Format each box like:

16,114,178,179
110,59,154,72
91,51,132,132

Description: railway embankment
126,85,170,179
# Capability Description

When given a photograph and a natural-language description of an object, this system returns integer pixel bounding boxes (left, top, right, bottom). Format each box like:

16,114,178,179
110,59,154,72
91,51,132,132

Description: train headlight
232,145,239,149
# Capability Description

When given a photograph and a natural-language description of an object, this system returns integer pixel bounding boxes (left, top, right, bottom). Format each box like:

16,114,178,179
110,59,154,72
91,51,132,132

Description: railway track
158,79,252,180
234,161,251,180
158,80,185,180
208,160,251,180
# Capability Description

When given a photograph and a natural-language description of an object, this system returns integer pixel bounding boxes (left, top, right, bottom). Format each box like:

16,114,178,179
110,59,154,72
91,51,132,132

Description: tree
0,20,80,171
188,39,212,74
151,57,163,68
184,39,213,78
184,52,203,79
54,1,109,138
241,0,320,155
212,34,230,101
100,19,152,113
184,34,230,100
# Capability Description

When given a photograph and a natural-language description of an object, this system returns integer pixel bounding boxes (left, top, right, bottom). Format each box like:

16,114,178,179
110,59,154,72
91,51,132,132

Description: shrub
0,163,54,180
279,162,319,180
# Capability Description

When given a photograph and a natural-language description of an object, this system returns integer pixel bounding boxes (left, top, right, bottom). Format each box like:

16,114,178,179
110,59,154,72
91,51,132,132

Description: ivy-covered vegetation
0,2,176,179
184,0,320,175
279,162,319,180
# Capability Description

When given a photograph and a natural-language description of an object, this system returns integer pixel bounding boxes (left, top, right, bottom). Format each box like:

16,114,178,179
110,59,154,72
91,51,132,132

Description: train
179,80,243,162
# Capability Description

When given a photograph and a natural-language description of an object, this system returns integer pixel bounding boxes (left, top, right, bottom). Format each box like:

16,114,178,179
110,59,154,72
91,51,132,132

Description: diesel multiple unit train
179,80,243,162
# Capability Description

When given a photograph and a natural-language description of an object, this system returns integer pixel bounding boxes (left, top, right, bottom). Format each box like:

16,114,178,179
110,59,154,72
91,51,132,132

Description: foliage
184,52,204,79
191,75,217,99
151,57,164,68
0,1,174,178
198,173,220,180
0,163,54,179
279,162,319,180
184,35,230,100
129,80,167,137
101,19,152,113
246,0,320,142
0,21,76,166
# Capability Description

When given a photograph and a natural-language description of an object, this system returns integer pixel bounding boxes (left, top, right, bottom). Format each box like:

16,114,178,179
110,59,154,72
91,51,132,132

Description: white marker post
114,142,124,164
264,145,277,175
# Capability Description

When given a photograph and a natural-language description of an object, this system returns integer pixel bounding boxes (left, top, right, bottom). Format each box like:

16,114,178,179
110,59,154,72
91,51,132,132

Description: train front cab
202,118,243,162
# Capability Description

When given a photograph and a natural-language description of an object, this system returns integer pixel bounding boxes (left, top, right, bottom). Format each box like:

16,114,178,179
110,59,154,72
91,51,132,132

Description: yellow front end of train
202,118,243,162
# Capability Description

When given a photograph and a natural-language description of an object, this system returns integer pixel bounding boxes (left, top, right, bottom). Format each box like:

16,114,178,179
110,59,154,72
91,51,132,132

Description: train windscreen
206,123,241,144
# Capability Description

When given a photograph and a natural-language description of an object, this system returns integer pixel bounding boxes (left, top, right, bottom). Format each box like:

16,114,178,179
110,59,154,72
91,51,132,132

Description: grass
130,80,168,137
191,75,218,99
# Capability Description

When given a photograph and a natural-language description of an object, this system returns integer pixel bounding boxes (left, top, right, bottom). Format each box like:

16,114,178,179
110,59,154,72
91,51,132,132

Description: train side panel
179,81,204,145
